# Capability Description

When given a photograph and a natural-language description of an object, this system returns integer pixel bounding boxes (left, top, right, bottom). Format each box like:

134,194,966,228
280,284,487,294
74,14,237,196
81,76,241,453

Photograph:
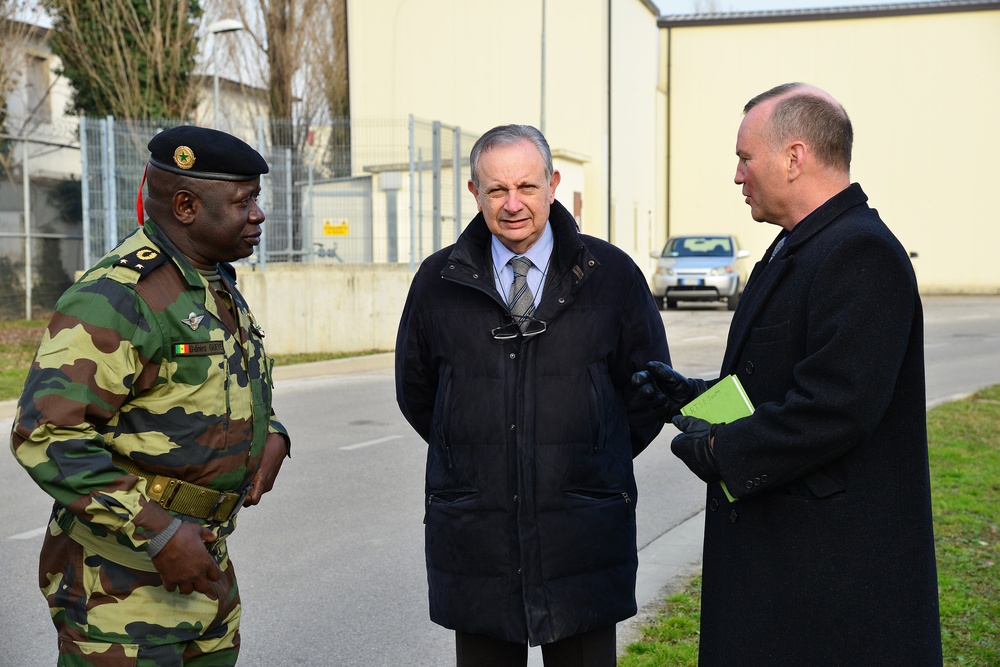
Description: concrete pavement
272,353,708,659
2,351,707,659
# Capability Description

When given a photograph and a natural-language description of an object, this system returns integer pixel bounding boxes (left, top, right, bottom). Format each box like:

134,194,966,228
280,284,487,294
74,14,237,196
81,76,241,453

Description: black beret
147,125,269,181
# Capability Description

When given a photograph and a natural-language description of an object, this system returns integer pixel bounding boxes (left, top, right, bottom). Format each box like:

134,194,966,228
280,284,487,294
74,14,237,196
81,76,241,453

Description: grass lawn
620,384,1000,666
0,319,46,402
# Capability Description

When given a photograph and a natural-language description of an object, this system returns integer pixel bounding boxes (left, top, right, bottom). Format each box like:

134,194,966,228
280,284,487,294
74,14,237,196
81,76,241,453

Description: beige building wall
609,0,662,262
346,0,663,268
661,6,1000,293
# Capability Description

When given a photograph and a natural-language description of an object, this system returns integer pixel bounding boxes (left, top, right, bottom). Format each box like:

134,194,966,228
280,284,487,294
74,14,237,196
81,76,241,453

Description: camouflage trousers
39,519,241,667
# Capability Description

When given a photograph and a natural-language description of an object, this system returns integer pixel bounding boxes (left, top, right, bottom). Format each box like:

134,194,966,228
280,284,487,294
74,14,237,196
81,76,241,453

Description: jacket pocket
431,364,455,469
751,319,790,345
537,488,636,579
776,469,847,499
424,489,505,577
587,362,610,452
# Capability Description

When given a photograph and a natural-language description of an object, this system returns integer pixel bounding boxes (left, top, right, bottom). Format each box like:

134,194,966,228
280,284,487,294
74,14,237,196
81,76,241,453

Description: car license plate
680,278,701,286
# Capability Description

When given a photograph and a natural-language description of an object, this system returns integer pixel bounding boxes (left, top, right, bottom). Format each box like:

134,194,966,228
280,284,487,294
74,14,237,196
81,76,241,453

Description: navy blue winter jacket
395,199,670,645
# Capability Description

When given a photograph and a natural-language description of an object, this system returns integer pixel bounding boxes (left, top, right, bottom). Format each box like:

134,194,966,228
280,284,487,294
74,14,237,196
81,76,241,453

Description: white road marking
9,526,46,540
340,435,403,451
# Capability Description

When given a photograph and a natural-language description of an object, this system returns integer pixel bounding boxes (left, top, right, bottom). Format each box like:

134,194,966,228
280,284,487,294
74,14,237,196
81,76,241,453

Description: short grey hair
744,82,853,172
469,124,553,189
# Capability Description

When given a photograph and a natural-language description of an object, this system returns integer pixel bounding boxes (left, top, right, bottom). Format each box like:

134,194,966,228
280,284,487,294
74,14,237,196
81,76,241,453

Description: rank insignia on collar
250,322,266,338
182,312,204,331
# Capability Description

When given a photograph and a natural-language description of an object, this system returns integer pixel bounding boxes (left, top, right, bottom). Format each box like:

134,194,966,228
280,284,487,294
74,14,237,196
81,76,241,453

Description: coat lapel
720,184,870,375
721,246,791,374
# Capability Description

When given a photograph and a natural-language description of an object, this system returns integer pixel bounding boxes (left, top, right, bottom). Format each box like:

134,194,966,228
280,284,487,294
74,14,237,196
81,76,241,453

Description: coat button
745,361,754,374
510,353,516,359
729,509,738,523
510,424,516,431
745,480,753,489
709,498,719,511
558,297,566,304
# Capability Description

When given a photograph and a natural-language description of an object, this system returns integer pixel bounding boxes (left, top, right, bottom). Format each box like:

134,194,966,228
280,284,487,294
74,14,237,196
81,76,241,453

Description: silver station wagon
650,235,751,311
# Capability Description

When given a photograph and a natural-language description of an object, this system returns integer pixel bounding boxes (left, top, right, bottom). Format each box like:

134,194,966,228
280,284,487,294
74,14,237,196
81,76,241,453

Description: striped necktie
769,236,787,262
508,256,535,332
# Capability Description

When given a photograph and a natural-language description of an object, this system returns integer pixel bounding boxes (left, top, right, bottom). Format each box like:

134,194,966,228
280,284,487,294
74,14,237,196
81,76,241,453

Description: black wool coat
701,184,942,665
395,200,669,646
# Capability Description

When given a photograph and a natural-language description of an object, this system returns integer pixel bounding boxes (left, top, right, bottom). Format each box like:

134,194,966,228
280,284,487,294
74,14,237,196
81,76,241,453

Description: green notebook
680,374,754,502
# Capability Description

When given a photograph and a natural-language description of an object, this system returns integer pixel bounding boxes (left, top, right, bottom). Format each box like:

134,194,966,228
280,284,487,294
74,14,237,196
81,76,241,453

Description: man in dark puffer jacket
396,124,670,667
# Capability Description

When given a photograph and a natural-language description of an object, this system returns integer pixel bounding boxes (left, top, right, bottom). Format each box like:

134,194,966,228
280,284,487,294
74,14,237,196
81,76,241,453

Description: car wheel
666,298,678,309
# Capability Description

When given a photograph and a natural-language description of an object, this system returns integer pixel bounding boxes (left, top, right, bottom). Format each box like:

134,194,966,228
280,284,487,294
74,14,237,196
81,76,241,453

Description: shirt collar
491,221,554,271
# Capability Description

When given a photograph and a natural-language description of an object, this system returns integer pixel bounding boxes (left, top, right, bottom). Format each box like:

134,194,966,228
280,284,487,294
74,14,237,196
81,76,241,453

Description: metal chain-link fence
80,115,480,271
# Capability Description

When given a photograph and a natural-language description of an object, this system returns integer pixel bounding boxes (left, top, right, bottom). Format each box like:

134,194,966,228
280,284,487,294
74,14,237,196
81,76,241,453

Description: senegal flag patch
173,341,225,356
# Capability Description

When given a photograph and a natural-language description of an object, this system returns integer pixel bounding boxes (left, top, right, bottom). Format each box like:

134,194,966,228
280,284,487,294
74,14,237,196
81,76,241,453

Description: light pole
208,18,244,129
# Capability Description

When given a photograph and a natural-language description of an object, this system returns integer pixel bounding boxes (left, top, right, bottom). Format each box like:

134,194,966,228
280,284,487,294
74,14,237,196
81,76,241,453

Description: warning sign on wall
323,219,350,236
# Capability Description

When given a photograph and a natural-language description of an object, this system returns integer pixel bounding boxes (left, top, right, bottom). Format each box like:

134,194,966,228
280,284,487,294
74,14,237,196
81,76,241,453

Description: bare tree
311,0,349,176
208,0,347,150
316,0,348,121
44,0,202,120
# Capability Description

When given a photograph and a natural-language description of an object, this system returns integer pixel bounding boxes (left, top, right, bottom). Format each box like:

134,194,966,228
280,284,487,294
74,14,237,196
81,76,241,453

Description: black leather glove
630,361,707,421
670,415,722,483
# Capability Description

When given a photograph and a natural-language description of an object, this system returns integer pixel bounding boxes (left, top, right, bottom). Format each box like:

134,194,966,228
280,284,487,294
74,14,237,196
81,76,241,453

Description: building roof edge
658,1,1000,28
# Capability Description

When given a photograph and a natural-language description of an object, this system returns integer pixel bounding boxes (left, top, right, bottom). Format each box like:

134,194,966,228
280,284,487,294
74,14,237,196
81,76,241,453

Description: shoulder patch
115,247,168,279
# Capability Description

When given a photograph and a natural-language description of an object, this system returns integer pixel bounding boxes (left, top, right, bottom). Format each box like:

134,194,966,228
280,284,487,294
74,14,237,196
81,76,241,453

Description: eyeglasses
491,315,547,340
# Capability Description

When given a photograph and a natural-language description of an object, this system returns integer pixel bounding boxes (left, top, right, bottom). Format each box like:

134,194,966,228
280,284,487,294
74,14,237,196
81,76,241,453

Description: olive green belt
112,453,249,523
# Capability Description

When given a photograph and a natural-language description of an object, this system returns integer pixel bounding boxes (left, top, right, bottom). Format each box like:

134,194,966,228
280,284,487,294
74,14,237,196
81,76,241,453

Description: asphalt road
2,295,999,666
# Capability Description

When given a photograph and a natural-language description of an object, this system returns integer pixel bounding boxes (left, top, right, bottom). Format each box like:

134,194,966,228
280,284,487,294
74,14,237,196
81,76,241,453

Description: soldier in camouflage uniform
10,126,290,666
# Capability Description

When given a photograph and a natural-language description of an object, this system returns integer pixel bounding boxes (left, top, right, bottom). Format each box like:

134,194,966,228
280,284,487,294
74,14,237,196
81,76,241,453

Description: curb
272,352,395,382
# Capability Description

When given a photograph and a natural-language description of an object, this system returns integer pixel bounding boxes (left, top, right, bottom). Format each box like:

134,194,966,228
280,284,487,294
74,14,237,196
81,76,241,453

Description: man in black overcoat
633,83,942,665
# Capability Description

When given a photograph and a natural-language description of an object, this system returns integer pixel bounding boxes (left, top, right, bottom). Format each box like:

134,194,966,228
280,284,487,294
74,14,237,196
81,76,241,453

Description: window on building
25,55,51,123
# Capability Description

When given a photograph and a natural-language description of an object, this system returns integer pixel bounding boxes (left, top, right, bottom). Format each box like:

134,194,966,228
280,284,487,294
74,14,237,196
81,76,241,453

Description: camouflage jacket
11,219,288,557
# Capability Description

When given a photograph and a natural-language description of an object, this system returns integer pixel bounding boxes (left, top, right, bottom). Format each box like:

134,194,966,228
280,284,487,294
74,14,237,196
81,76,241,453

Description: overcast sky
654,0,924,14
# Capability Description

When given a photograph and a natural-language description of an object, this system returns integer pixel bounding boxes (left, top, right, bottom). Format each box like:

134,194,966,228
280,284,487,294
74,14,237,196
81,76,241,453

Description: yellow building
659,1,1000,293
346,0,664,269
348,0,1000,292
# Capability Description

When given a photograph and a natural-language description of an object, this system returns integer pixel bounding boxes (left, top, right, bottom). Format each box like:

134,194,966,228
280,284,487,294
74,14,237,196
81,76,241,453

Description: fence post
104,115,117,254
284,147,293,257
306,147,314,264
408,114,415,272
99,119,110,257
23,138,32,319
80,116,92,269
453,126,462,240
256,116,267,271
432,121,441,252
418,148,424,261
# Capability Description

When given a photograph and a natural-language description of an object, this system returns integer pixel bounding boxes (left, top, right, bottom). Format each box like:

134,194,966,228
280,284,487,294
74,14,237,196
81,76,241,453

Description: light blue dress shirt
491,222,554,311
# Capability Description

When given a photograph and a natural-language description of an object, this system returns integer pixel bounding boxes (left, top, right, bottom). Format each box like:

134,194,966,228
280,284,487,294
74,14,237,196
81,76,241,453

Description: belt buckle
213,483,253,522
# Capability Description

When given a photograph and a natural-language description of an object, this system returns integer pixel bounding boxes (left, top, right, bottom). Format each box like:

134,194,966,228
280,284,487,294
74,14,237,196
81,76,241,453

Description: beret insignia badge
173,145,196,170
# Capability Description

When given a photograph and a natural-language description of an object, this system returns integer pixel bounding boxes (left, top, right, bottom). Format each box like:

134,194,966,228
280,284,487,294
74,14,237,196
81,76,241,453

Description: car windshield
663,237,733,258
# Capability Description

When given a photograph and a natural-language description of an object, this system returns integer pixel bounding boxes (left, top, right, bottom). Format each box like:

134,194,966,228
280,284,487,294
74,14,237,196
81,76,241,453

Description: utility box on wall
304,175,373,263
